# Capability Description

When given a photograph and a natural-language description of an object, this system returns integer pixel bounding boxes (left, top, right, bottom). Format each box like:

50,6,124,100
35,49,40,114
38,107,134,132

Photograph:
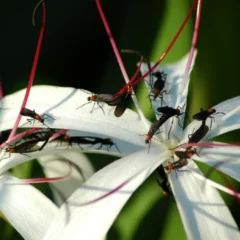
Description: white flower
0,51,239,240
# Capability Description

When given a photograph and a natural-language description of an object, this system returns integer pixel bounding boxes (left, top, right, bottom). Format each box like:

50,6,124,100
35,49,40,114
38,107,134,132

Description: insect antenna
76,101,92,110
120,49,152,85
112,143,121,153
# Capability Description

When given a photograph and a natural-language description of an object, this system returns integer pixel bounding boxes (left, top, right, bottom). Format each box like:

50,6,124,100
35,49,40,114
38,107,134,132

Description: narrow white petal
140,51,197,141
44,147,169,240
0,174,58,240
194,144,240,181
169,161,240,239
182,96,240,143
0,86,150,147
38,151,95,206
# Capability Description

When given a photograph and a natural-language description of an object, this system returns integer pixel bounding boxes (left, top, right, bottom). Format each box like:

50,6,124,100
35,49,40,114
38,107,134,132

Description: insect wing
175,150,188,159
153,79,165,92
14,140,39,153
189,125,209,143
107,96,122,106
97,94,115,103
157,106,176,116
114,93,132,117
20,108,35,117
156,165,172,195
192,111,207,120
69,136,94,145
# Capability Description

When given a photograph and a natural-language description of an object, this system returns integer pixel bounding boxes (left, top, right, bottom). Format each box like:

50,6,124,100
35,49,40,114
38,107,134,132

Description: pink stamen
179,142,240,150
129,58,143,84
95,0,130,85
49,129,68,142
218,172,240,203
6,160,72,184
191,170,240,200
95,0,148,121
205,163,240,203
66,168,146,207
181,0,202,88
7,2,46,140
113,58,143,98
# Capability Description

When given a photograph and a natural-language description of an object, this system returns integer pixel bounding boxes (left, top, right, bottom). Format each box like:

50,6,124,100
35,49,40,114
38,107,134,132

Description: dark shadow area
0,0,166,96
0,218,23,240
133,194,172,240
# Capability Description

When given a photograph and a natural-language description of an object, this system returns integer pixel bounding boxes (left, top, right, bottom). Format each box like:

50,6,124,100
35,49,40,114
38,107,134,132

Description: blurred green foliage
0,0,239,239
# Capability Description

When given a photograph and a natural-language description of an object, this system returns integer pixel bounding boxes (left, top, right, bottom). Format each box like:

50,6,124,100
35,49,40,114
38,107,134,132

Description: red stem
7,160,72,184
113,58,143,98
7,2,46,141
181,0,202,88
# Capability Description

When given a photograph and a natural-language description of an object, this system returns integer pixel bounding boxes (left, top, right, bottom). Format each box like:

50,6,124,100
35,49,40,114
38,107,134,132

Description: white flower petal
44,147,169,240
182,96,240,143
169,161,240,240
0,85,150,147
0,174,58,240
38,151,95,206
140,51,197,141
194,144,240,181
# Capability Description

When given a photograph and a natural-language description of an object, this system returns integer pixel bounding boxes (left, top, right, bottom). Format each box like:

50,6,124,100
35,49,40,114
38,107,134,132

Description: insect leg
42,113,55,120
76,101,91,110
96,102,105,115
27,118,35,125
38,138,49,151
113,143,121,153
168,118,174,140
177,116,183,128
77,143,83,149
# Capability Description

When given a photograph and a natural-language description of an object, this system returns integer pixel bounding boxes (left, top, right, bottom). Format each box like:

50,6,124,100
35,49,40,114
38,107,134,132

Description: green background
0,0,239,239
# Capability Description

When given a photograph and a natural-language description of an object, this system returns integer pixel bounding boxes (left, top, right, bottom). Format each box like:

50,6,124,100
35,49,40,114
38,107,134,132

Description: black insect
165,158,188,172
76,93,114,112
145,120,163,144
193,107,225,129
84,136,120,153
63,136,94,149
114,86,132,117
77,91,127,115
88,94,115,105
54,135,92,149
145,106,184,144
60,135,120,153
172,120,209,153
23,129,55,142
121,49,168,106
156,165,172,196
3,137,49,159
188,122,209,145
166,149,195,170
150,70,168,105
164,149,196,177
175,149,196,159
20,107,54,125
157,106,184,139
